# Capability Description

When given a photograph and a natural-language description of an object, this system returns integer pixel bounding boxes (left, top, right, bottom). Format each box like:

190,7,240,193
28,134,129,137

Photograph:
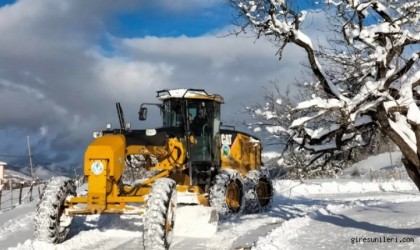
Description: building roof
0,161,6,165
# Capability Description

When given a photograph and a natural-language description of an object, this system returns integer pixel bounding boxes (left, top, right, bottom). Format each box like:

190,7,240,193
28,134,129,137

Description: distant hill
4,169,32,180
4,163,82,181
2,168,33,188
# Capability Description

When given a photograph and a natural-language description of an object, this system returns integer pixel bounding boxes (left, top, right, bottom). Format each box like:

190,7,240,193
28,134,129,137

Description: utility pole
27,136,34,179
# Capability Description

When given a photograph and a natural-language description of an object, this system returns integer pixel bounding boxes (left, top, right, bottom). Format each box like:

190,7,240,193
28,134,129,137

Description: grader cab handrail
156,89,209,99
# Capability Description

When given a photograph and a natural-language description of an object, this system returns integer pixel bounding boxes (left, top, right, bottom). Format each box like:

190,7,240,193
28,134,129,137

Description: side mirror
139,107,147,120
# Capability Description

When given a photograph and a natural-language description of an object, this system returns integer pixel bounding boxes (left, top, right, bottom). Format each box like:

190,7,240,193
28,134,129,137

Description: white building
0,161,6,190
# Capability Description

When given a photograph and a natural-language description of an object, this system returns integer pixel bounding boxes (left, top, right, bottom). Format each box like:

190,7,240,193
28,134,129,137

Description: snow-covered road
287,200,420,250
1,178,419,250
254,191,420,250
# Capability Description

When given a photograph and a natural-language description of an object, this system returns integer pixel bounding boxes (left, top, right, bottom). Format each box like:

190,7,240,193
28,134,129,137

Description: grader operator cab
34,89,273,249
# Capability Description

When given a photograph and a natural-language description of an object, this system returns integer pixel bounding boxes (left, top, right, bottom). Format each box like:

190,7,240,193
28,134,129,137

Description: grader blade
173,205,218,238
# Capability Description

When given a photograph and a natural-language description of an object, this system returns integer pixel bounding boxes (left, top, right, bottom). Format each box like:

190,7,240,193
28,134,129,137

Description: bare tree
248,80,380,179
230,0,420,188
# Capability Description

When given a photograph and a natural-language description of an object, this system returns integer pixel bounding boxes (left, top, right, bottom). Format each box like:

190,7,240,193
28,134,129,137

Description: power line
0,154,30,158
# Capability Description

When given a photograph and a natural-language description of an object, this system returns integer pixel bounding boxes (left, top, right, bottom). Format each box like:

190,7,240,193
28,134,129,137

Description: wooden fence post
29,183,34,202
19,183,23,205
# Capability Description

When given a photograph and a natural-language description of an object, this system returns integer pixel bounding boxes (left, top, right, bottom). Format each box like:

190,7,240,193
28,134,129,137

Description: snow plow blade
174,205,218,238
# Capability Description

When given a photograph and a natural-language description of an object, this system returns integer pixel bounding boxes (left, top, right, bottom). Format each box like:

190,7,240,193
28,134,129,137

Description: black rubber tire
34,176,76,243
209,169,244,219
244,168,273,213
143,178,177,250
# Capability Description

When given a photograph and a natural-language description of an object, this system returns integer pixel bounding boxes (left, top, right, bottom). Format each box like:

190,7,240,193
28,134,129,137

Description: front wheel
143,178,177,250
34,176,76,243
209,169,244,219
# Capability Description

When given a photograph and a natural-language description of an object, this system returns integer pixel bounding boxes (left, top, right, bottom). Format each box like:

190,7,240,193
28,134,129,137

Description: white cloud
117,31,306,107
121,35,259,69
94,56,174,102
0,78,45,100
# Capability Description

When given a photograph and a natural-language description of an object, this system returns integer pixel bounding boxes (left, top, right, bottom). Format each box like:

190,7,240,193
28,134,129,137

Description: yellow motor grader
34,89,273,249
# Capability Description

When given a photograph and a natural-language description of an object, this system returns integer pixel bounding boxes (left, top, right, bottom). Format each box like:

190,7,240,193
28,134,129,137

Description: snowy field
0,152,419,249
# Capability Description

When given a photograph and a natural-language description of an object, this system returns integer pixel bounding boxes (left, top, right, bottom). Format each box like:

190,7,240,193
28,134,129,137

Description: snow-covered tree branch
230,0,420,187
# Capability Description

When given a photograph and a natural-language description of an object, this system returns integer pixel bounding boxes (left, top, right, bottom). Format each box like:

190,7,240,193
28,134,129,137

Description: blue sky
113,3,233,38
0,0,313,176
0,0,234,50
95,2,235,55
0,0,14,6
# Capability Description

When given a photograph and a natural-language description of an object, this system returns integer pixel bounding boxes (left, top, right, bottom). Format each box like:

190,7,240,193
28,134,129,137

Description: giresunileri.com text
351,236,414,244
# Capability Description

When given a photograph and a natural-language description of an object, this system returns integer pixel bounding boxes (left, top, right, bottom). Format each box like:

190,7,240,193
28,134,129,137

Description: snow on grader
34,89,273,249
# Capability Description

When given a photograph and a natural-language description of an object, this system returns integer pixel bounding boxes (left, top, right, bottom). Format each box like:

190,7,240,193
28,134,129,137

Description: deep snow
0,152,419,249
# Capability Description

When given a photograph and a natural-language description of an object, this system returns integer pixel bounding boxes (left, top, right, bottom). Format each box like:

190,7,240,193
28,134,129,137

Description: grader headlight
91,160,105,175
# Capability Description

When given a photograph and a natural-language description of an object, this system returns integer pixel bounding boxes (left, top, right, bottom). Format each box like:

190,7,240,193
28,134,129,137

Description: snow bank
261,151,282,161
275,179,417,197
341,151,403,177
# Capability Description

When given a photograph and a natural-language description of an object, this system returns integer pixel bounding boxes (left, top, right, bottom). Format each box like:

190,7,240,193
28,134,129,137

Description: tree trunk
376,104,420,191
402,158,420,191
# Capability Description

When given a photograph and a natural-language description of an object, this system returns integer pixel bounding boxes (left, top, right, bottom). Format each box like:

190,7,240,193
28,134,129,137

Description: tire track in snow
230,220,283,249
62,214,145,250
63,229,143,250
12,230,144,250
10,214,145,250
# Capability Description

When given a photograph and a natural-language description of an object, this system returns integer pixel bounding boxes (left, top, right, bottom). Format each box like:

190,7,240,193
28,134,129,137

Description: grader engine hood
220,129,263,176
84,134,125,213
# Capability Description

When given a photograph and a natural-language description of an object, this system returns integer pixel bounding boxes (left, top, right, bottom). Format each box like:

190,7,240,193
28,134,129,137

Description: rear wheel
34,176,76,243
244,168,273,213
143,178,177,250
209,169,244,219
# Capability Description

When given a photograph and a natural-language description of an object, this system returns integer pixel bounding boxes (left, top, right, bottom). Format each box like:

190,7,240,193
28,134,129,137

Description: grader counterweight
34,89,273,249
